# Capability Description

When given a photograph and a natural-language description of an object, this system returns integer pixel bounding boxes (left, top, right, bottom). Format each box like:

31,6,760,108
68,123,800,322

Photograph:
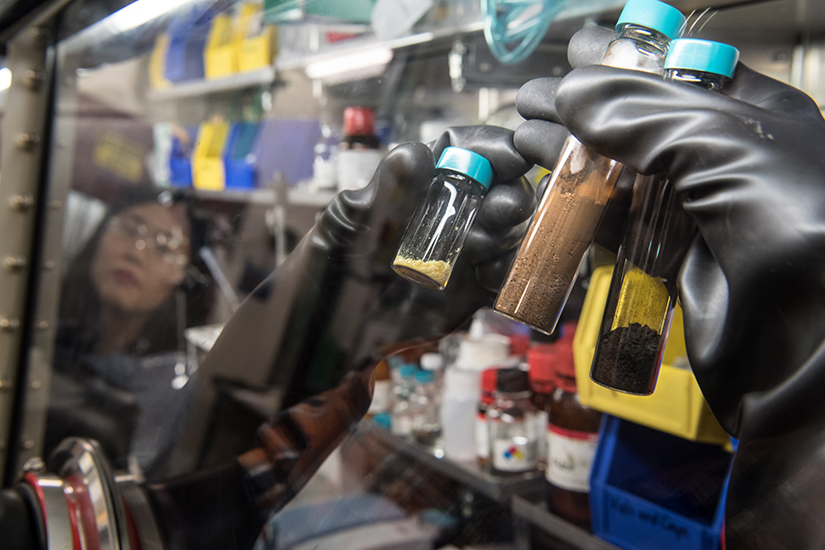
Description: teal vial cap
436,147,494,191
616,0,686,40
415,370,434,384
399,364,417,378
665,38,740,78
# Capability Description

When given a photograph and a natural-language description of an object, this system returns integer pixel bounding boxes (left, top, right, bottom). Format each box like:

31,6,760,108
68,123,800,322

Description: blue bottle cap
415,370,435,384
372,412,391,429
436,147,494,191
399,364,417,378
616,0,686,40
665,38,740,79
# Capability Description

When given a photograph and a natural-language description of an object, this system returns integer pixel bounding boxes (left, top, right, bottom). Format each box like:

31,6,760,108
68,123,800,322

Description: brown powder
495,139,622,334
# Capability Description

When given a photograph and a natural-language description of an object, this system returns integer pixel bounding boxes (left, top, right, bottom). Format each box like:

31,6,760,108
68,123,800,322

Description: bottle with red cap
527,344,555,469
337,106,384,192
476,367,499,468
546,332,602,530
487,368,540,476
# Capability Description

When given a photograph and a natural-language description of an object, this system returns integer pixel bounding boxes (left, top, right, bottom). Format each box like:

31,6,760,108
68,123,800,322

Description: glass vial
391,364,417,437
487,368,539,476
476,368,499,468
393,147,494,290
494,0,685,334
590,39,740,394
546,341,602,530
527,344,555,469
411,369,442,447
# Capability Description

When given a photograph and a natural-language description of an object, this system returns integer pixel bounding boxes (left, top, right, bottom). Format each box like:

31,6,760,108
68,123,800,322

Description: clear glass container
590,39,738,394
411,369,442,447
393,147,493,290
495,3,686,334
486,368,539,476
391,364,417,437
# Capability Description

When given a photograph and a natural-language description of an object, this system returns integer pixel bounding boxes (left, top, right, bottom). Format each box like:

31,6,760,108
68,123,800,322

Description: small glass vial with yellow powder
590,38,739,395
392,147,493,290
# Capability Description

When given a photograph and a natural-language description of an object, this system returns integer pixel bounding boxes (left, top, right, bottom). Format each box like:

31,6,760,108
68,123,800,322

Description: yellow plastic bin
204,13,238,79
192,120,230,191
573,265,730,446
239,4,278,72
149,33,172,90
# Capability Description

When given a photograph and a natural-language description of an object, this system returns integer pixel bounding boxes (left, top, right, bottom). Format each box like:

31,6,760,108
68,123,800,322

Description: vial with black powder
392,147,493,291
590,39,740,395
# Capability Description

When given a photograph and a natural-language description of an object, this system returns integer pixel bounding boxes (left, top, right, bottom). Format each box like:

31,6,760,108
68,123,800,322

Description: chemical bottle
366,358,392,418
476,368,499,468
494,0,686,334
441,332,511,461
392,147,494,290
411,369,442,447
337,106,383,192
590,39,740,395
527,344,555,469
420,352,445,396
487,368,539,476
546,341,602,530
391,364,417,437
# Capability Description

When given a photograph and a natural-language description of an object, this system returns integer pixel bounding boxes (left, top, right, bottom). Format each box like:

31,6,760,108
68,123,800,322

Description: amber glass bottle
546,340,602,530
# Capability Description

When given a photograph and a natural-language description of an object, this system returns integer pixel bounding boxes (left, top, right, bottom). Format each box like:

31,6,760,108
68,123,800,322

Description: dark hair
55,186,213,365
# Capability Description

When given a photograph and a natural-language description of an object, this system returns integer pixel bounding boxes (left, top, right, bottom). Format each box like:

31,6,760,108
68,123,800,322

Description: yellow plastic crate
192,121,230,191
205,13,238,79
149,33,172,90
572,265,730,446
240,25,277,72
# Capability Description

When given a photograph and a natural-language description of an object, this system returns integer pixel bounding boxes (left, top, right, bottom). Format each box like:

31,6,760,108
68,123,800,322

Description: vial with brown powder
590,39,740,395
546,338,602,530
494,0,686,334
392,147,493,290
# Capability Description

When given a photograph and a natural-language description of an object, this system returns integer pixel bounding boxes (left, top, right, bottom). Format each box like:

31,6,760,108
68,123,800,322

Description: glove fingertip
568,26,616,68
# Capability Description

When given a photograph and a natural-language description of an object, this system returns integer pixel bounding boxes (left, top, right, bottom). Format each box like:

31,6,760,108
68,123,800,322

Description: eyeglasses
107,214,190,266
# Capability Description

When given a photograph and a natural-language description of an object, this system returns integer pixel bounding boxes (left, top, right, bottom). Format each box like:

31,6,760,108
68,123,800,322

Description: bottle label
492,431,537,472
368,380,392,414
546,425,599,492
475,412,489,460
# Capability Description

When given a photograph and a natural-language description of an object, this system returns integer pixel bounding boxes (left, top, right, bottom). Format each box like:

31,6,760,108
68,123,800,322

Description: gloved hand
203,125,544,410
516,26,825,549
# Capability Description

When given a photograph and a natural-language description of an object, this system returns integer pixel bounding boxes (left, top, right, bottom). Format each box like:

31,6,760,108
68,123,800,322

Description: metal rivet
22,440,35,451
31,380,41,390
0,318,19,331
15,133,40,150
5,256,26,270
36,320,48,330
9,194,33,211
43,260,55,270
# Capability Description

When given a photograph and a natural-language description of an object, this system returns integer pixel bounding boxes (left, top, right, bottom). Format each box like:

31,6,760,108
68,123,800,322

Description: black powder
591,323,661,395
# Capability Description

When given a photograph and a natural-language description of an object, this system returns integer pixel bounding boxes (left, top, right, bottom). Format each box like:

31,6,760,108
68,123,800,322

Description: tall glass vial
487,368,539,476
476,368,499,468
393,147,493,290
527,344,555,469
495,0,685,334
590,39,740,394
547,341,602,530
391,364,417,437
411,369,442,447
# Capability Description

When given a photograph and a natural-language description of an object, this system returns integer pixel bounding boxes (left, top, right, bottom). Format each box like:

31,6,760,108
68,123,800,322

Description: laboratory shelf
356,422,544,504
511,495,622,550
189,186,336,207
147,66,277,101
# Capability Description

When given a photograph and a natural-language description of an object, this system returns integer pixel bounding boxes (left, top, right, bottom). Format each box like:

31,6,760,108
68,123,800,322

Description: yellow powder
392,256,451,289
611,266,671,331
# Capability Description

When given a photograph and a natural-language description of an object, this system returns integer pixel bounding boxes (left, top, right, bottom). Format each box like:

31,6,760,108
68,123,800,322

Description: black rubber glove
203,126,541,409
516,26,825,549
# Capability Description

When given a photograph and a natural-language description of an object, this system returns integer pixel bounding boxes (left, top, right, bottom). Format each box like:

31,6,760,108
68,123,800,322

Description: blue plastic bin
590,415,733,550
165,7,214,83
224,122,261,189
169,125,198,187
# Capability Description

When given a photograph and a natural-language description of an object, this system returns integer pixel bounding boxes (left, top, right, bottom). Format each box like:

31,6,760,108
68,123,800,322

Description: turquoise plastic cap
665,38,740,78
616,0,686,40
415,370,435,383
399,364,417,378
436,147,494,191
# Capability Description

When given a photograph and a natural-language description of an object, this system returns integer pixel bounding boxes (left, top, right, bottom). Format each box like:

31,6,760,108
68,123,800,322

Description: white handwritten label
546,425,599,492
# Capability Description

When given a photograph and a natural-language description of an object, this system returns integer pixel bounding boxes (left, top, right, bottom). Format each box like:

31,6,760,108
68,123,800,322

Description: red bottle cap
480,367,498,404
343,106,375,136
508,333,531,357
527,344,556,384
553,341,578,394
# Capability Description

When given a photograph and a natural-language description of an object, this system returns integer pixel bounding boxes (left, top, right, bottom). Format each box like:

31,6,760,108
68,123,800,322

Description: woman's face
91,202,192,314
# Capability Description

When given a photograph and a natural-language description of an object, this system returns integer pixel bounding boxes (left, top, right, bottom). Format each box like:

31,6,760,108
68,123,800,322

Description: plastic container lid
527,344,556,383
481,368,499,396
665,38,740,79
455,334,512,371
436,147,494,191
508,333,532,357
399,364,417,379
496,368,530,393
616,0,686,40
553,342,577,393
416,370,435,384
420,353,444,371
344,106,375,136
